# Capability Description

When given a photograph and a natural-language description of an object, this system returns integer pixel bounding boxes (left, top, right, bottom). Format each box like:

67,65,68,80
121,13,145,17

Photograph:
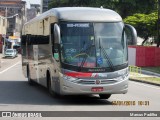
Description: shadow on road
0,80,113,106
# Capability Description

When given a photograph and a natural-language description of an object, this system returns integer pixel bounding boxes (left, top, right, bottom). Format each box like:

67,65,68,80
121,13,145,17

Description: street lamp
4,14,19,19
0,13,19,19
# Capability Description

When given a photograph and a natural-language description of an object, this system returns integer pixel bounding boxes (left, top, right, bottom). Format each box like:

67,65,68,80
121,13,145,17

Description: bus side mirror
125,24,137,45
54,24,61,44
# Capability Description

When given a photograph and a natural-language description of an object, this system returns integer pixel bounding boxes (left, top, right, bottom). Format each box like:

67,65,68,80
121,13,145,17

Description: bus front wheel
99,94,111,99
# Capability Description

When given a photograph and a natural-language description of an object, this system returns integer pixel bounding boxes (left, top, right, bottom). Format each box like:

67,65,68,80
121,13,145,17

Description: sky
22,0,41,8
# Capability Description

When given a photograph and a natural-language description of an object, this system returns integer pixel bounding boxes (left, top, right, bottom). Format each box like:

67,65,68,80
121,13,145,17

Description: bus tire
99,94,111,99
27,66,34,85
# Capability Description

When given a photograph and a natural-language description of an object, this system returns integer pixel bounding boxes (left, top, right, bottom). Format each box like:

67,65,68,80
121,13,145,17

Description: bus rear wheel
99,94,111,99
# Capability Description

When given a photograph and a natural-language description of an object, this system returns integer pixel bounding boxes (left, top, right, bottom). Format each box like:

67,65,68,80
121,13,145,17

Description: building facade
0,16,7,36
0,16,7,53
27,4,40,22
41,0,51,13
0,0,26,37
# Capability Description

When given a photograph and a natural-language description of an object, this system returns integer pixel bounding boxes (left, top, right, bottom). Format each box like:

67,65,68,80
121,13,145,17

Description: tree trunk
157,40,160,47
142,38,148,46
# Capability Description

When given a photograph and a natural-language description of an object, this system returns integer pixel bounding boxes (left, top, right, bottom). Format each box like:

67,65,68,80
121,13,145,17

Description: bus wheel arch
27,64,34,85
47,70,54,96
47,70,59,97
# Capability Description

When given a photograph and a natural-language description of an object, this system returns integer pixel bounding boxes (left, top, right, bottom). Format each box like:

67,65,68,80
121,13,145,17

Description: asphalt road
0,55,159,120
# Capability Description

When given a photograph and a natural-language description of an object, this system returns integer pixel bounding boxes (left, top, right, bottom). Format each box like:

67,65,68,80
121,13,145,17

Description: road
0,55,159,119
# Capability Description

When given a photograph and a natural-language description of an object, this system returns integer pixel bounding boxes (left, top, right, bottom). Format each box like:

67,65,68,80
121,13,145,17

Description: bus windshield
60,22,127,69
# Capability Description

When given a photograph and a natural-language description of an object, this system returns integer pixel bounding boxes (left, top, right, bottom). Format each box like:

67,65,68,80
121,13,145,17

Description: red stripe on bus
65,72,92,78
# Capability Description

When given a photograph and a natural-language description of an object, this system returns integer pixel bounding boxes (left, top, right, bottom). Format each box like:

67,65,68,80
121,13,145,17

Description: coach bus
21,7,137,99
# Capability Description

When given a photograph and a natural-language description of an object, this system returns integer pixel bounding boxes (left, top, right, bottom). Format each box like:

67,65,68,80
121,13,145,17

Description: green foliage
48,0,159,45
49,0,157,18
124,12,158,45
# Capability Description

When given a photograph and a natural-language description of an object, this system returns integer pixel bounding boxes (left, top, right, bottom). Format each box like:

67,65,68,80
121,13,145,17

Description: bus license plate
91,87,103,92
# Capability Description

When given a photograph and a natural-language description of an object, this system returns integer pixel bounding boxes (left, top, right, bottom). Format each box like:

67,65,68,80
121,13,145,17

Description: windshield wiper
99,39,114,71
78,44,95,71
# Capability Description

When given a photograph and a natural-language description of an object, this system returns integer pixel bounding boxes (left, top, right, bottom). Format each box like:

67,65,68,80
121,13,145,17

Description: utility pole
5,7,8,36
2,7,7,56
157,0,160,47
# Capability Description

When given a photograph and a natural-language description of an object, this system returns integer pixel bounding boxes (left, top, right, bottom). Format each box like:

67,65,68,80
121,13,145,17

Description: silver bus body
21,7,136,97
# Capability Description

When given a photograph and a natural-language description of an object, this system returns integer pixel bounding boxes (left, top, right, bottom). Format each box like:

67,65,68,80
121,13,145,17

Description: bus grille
74,79,117,85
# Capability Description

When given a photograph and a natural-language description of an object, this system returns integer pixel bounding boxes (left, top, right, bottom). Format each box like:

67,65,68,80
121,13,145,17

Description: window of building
3,19,5,26
9,24,13,28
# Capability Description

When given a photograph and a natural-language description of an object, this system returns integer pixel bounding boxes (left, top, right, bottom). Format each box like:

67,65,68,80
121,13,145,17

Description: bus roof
26,7,122,24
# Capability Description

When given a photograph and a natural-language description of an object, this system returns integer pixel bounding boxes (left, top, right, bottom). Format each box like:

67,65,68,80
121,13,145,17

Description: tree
115,0,157,18
49,0,157,18
124,12,158,45
49,0,159,46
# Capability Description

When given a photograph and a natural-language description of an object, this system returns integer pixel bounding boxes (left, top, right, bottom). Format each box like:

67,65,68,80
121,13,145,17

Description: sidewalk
141,70,160,77
0,53,3,58
0,53,3,68
129,70,160,86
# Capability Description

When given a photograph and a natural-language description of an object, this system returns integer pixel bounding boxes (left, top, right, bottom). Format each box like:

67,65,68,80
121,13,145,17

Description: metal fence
129,65,141,74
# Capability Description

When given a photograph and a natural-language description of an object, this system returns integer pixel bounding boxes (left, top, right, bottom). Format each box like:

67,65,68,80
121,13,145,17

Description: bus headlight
118,68,128,75
116,68,129,81
63,75,78,81
115,76,123,81
115,73,129,81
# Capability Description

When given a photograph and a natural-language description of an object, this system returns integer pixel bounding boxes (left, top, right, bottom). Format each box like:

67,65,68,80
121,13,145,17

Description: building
27,8,37,22
41,0,51,13
0,0,26,37
0,15,7,36
27,4,40,22
0,15,7,53
31,4,41,10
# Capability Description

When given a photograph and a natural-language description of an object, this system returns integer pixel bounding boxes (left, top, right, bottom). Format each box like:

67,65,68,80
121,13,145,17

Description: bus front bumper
60,76,128,95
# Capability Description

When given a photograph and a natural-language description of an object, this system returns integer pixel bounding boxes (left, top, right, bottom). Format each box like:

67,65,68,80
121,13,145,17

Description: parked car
13,44,21,54
4,49,17,58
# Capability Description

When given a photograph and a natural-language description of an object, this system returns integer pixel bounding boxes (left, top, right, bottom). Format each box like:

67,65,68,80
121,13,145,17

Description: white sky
22,0,41,8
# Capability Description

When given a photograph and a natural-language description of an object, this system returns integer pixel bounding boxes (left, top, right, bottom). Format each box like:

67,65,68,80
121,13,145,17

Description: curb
129,78,160,87
141,70,160,77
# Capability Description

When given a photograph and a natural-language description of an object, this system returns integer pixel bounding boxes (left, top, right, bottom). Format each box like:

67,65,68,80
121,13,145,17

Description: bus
21,7,137,99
